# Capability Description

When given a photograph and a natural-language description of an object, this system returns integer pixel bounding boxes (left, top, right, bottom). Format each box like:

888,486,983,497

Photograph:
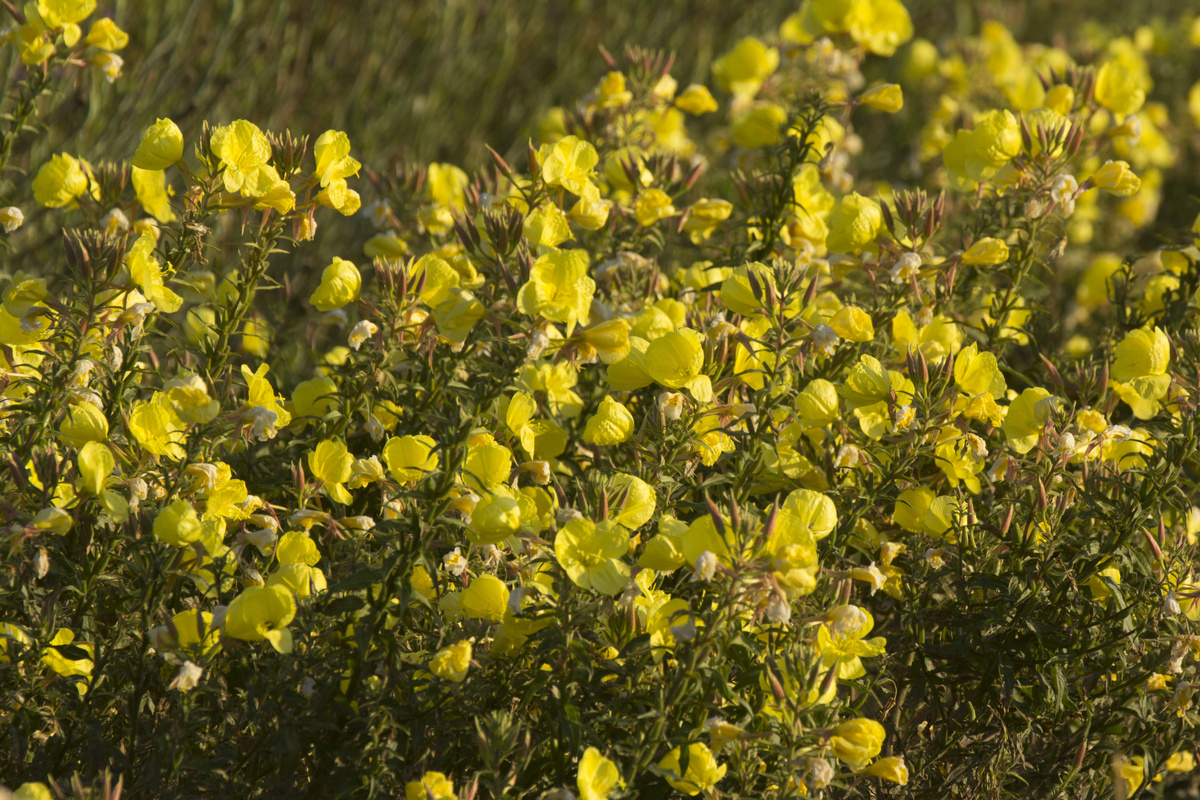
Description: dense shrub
3,1,1200,798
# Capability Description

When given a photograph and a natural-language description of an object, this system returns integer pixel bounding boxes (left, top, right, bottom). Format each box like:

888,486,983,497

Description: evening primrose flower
866,756,909,784
829,718,886,769
961,237,1009,266
132,167,177,223
223,584,297,653
309,257,361,311
430,640,472,682
711,36,779,99
132,118,184,170
577,747,622,800
541,135,600,202
1111,326,1170,419
210,120,272,194
583,396,635,446
383,434,439,482
59,401,108,447
85,17,128,50
675,84,718,114
13,784,53,800
555,518,630,596
154,499,203,547
1092,160,1140,196
405,772,456,800
0,205,23,232
32,153,89,208
826,193,882,253
40,628,93,694
657,742,726,795
516,248,595,335
308,439,354,505
861,83,904,113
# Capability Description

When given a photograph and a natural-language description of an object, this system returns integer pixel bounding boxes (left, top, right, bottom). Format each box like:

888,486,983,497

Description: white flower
364,199,392,229
320,308,349,327
100,208,130,234
527,328,551,360
924,548,947,569
890,252,922,284
1103,425,1134,442
807,758,835,790
364,414,385,442
520,460,551,485
893,404,916,431
0,206,24,233
1051,173,1078,217
32,547,48,579
1164,592,1182,616
187,463,221,492
966,433,989,459
169,661,204,692
341,515,376,532
834,444,862,469
811,324,840,356
246,406,279,441
658,391,686,421
765,593,791,624
300,677,317,698
880,541,906,566
92,52,124,82
444,547,468,577
348,319,379,350
1024,197,1046,219
692,551,719,582
242,527,278,555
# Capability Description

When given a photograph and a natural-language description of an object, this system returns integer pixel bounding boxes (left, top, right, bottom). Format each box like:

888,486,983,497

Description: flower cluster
3,1,1200,797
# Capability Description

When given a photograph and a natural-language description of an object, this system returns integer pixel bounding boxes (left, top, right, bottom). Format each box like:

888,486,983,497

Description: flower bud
1092,160,1140,196
860,83,904,113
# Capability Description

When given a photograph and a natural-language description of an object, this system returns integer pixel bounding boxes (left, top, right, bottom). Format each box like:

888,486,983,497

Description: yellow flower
84,17,128,50
1095,61,1147,118
59,402,108,447
826,192,882,253
210,119,272,194
309,257,361,311
569,197,610,230
132,118,184,170
583,396,635,446
711,37,779,99
37,0,95,29
223,584,297,653
953,343,1006,398
76,440,114,496
828,306,874,342
40,628,93,695
590,71,632,109
516,248,595,335
961,237,1009,266
430,640,472,682
129,393,186,459
721,262,776,316
1091,160,1141,196
1001,387,1057,454
657,742,727,796
682,198,733,243
313,129,361,193
860,83,903,113
276,530,320,565
610,472,656,531
731,104,787,148
384,434,439,483
462,574,509,621
13,784,53,800
675,84,718,114
131,167,177,223
154,499,203,547
32,153,89,208
829,718,886,769
405,772,455,800
433,288,486,344
581,318,631,364
634,188,676,227
555,518,630,596
1086,565,1121,601
126,231,183,312
308,440,354,505
541,135,600,202
577,747,623,800
865,756,909,784
1111,326,1171,419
